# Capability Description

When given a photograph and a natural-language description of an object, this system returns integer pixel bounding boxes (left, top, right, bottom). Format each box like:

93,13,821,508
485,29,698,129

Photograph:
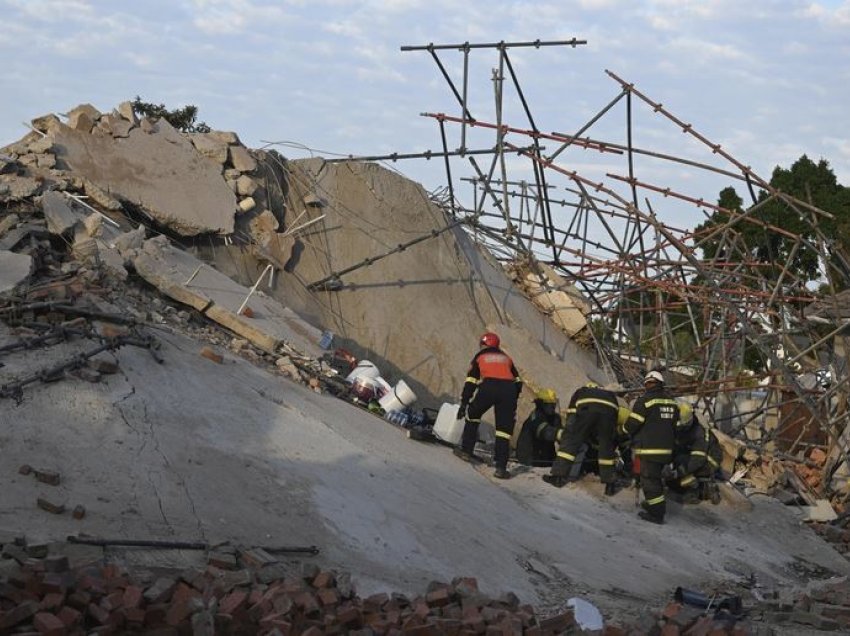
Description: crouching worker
515,389,561,467
667,401,723,504
454,332,522,479
543,382,620,495
622,371,679,524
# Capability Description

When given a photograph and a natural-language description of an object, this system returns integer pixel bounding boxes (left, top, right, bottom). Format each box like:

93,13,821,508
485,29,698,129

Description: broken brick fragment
33,611,65,635
36,497,66,515
199,346,223,364
34,469,61,486
18,464,32,475
72,504,86,519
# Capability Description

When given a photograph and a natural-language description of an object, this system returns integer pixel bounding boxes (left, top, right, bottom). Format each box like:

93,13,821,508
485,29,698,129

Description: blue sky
2,0,849,235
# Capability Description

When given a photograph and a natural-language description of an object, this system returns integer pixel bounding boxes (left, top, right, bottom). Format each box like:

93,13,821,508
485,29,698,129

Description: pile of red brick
812,519,850,555
748,576,850,632
793,448,829,492
0,544,591,635
0,538,784,635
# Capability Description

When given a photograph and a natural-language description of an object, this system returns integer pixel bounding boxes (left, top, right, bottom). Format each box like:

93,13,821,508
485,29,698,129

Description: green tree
131,97,211,133
694,155,850,286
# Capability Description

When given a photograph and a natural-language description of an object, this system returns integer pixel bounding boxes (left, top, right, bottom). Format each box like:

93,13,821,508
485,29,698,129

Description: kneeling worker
669,401,723,504
454,332,523,479
543,382,620,495
515,388,561,467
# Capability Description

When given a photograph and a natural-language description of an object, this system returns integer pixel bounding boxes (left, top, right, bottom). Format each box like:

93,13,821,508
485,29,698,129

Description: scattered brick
18,464,32,475
199,346,223,363
34,470,61,486
36,497,65,515
72,504,86,519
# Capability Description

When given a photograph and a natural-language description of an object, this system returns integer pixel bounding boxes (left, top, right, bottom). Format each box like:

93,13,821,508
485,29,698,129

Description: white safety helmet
644,370,665,385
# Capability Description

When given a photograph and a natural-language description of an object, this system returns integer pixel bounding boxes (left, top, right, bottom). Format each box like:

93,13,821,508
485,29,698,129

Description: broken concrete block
31,113,61,134
236,175,259,197
0,250,33,295
95,239,129,280
29,134,55,154
108,117,135,138
68,110,95,133
200,346,224,364
37,497,66,515
36,153,56,169
0,174,42,200
190,134,230,164
56,120,236,236
224,168,241,180
116,101,138,125
230,146,257,172
42,191,82,236
247,210,280,248
140,117,155,134
72,236,99,264
238,197,256,213
0,213,19,237
71,177,122,211
802,499,838,522
67,103,102,124
111,225,146,256
207,130,240,145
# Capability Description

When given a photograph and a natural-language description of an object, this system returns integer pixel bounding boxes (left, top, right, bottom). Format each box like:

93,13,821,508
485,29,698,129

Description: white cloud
190,0,288,34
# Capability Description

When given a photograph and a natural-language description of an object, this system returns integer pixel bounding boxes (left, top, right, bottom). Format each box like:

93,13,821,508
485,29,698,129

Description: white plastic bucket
433,402,464,445
378,379,417,413
345,360,380,383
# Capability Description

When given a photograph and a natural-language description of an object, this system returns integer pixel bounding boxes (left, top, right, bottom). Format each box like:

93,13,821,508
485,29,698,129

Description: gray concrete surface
0,250,32,295
0,325,846,621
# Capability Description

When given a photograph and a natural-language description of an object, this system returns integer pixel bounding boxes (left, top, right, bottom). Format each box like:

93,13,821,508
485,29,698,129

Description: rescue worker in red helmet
621,370,679,524
454,332,523,479
543,382,621,495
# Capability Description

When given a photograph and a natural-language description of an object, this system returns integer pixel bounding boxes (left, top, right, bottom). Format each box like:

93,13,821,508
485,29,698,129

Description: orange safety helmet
480,332,500,348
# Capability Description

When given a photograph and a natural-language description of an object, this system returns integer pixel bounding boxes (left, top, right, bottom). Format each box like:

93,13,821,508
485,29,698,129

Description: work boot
604,482,621,497
638,510,664,525
710,483,721,505
493,467,511,480
542,474,568,488
682,489,700,505
453,448,478,464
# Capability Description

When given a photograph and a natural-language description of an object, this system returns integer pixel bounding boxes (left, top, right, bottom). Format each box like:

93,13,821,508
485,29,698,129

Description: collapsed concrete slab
0,251,32,295
52,119,236,236
133,237,322,356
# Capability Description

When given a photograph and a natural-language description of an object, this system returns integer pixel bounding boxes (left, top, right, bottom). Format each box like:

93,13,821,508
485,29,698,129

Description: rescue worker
621,370,679,524
543,382,620,495
454,332,523,479
514,389,561,467
668,402,723,504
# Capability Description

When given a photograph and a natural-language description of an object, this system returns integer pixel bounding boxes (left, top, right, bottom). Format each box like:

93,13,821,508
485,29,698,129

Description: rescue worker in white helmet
667,401,723,504
454,332,523,479
543,381,621,495
621,370,679,524
514,388,561,467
